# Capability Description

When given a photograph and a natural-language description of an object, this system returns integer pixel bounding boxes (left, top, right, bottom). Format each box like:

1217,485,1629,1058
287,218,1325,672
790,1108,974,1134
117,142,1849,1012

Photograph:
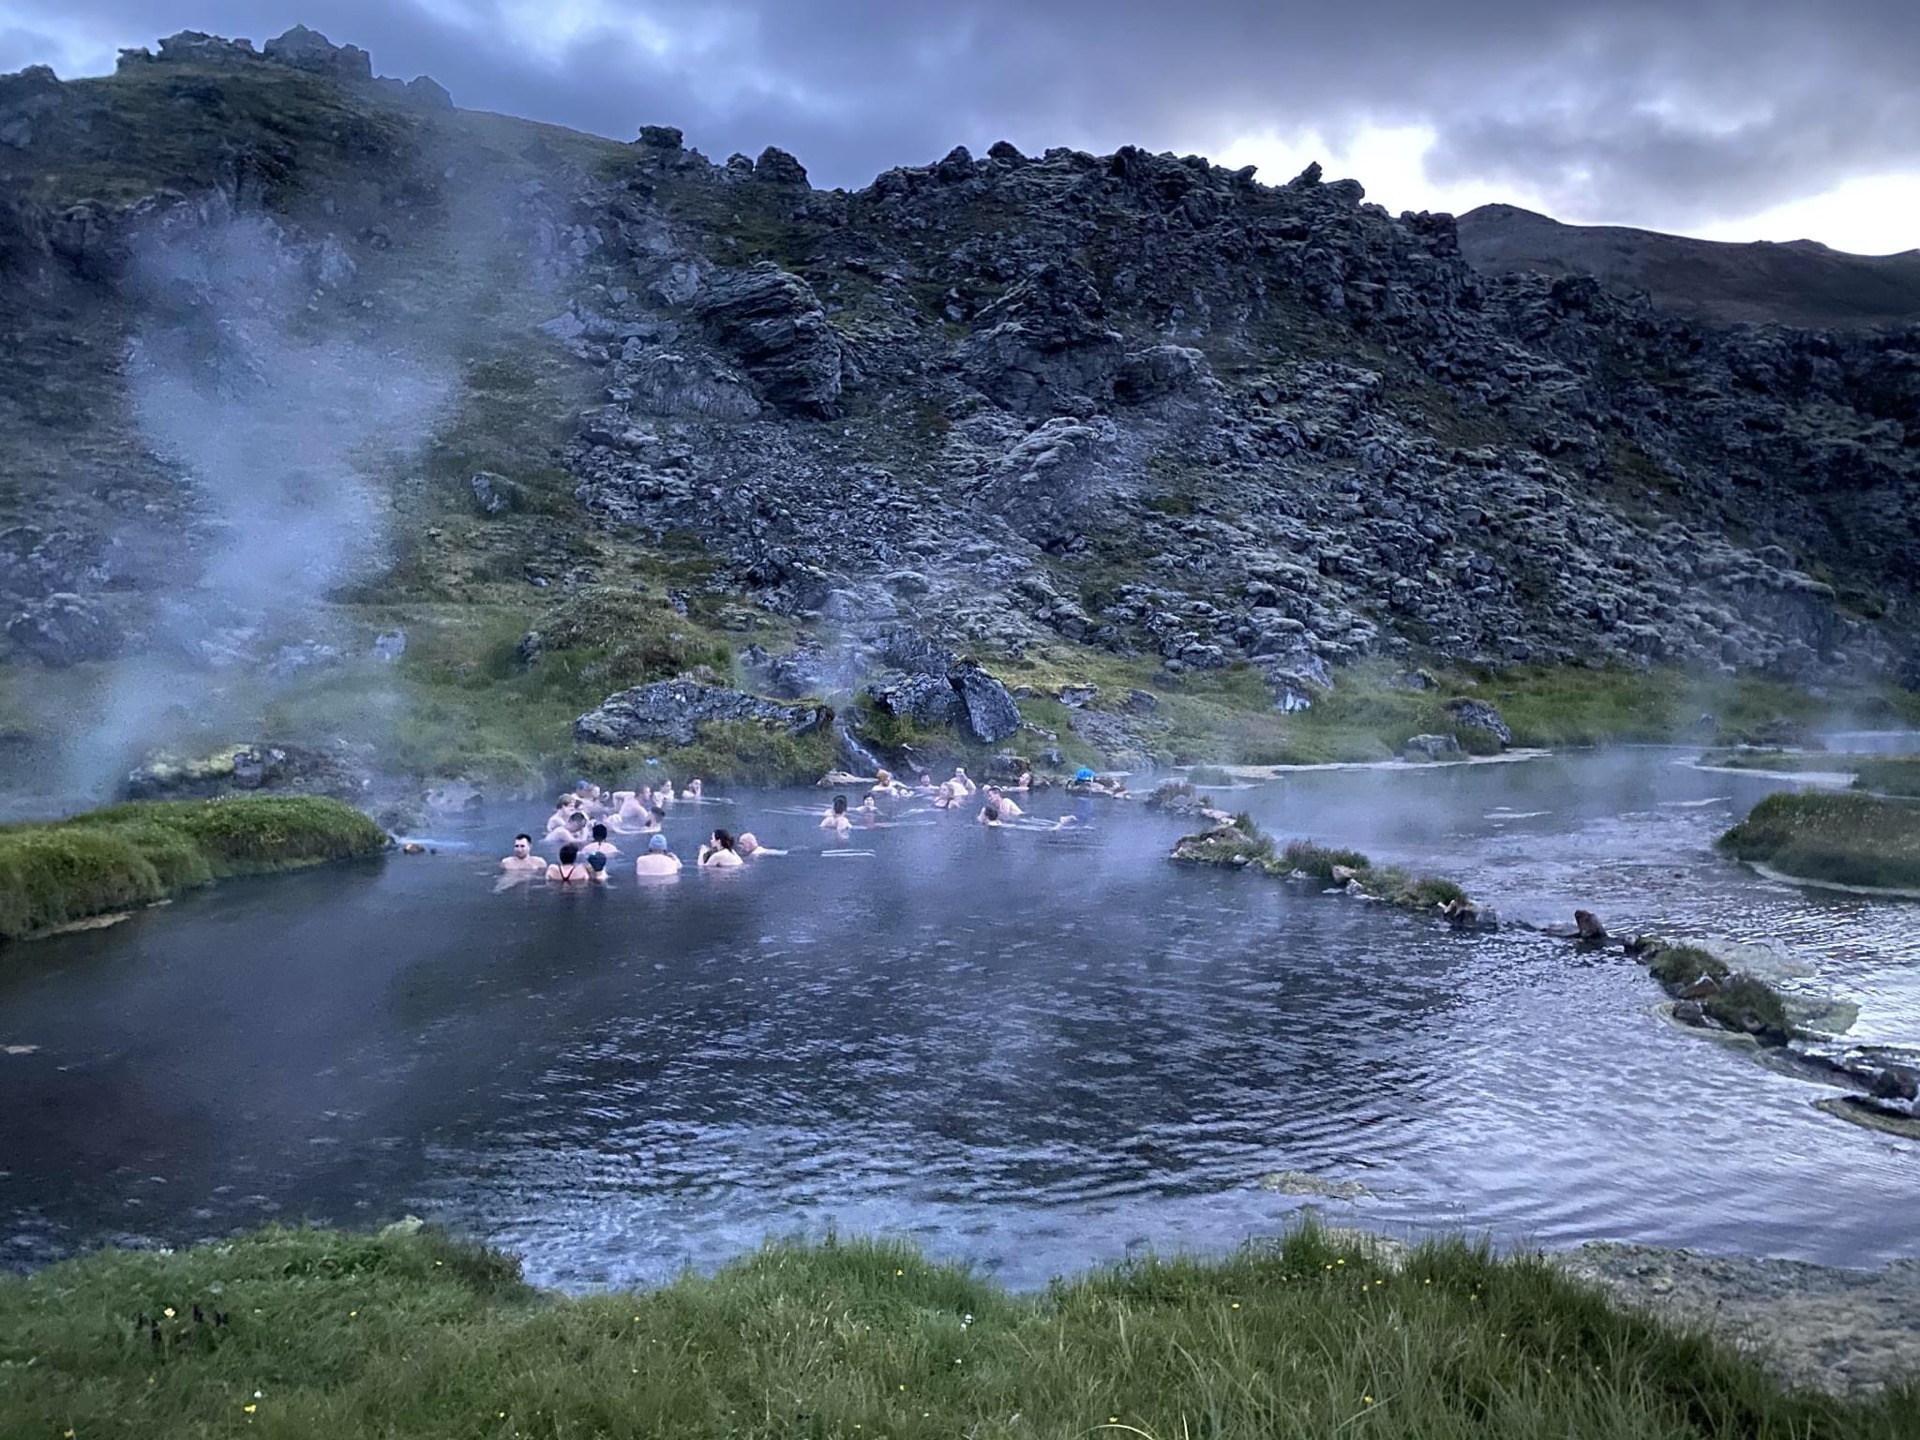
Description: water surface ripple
2,751,1914,1288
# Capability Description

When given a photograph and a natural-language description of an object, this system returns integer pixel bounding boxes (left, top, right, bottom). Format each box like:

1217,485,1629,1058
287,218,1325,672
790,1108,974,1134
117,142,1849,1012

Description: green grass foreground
0,797,389,943
2,1225,1912,1439
1718,791,1920,891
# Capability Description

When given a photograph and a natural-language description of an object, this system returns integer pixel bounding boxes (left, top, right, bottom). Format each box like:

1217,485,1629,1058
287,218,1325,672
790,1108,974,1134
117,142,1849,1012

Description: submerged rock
574,677,830,748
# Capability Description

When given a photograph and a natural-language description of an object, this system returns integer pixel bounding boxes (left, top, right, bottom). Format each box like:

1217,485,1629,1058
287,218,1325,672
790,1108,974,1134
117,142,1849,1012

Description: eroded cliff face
2,32,1915,712
544,135,1915,694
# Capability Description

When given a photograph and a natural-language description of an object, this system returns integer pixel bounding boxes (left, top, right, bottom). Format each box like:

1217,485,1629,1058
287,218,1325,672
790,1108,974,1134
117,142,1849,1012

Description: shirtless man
857,795,880,822
546,810,590,848
699,829,745,868
582,823,621,865
870,768,910,798
950,767,977,796
984,786,1023,820
499,833,545,874
737,832,787,858
682,778,704,801
820,795,853,837
633,833,683,876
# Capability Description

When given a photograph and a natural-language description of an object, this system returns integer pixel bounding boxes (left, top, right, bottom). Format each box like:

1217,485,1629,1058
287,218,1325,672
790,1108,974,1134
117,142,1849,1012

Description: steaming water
3,750,1916,1289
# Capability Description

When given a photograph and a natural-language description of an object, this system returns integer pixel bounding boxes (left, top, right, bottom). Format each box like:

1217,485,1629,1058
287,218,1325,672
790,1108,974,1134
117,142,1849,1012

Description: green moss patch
4,1221,1909,1439
0,797,388,943
1718,791,1920,891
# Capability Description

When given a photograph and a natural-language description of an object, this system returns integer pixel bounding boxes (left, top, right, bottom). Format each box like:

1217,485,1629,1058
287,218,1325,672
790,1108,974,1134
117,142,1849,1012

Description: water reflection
2,754,1915,1289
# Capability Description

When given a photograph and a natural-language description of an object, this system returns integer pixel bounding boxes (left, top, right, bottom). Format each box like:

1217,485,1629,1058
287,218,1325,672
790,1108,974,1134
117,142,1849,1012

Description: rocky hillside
1458,203,1920,330
2,28,1917,793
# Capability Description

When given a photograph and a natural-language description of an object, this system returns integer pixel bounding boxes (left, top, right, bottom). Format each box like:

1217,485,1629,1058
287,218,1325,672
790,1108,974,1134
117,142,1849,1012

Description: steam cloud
64,200,454,797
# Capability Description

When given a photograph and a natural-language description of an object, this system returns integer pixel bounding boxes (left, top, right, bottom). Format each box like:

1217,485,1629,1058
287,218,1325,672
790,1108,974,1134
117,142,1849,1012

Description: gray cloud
5,1,1917,232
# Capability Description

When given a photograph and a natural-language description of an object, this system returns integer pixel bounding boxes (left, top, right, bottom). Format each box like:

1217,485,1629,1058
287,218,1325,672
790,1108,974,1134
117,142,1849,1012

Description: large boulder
949,661,1021,744
1444,697,1512,748
575,677,830,749
123,743,369,801
693,262,851,415
865,671,964,729
864,660,1022,745
5,593,116,665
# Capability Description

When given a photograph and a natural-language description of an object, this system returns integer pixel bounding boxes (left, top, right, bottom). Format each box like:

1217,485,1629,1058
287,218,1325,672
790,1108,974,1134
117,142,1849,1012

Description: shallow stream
3,749,1915,1289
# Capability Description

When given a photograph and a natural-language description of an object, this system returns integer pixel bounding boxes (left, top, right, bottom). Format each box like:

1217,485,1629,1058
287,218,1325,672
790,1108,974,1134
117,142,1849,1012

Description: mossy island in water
3,1221,1916,1438
1718,791,1920,893
0,796,389,943
1168,808,1485,923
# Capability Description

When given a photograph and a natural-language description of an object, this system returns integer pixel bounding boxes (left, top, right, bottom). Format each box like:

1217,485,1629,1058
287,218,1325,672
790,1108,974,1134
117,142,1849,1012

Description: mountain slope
1,29,1917,795
1457,203,1920,330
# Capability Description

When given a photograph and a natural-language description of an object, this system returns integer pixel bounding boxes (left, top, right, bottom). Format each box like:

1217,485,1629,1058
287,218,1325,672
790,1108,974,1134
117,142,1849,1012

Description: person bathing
500,833,545,874
633,833,683,876
699,828,745,868
820,795,853,837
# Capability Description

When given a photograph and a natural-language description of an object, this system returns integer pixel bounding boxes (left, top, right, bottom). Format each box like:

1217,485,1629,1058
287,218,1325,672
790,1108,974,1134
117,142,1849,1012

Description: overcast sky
5,1,1916,254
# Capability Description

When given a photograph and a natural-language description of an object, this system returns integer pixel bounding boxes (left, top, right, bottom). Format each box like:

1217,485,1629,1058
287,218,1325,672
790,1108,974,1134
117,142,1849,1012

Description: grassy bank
2,1223,1912,1439
1718,791,1920,891
0,797,388,943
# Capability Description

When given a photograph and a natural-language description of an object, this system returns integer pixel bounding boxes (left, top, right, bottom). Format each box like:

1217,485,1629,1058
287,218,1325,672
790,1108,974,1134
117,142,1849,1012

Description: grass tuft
1280,839,1374,880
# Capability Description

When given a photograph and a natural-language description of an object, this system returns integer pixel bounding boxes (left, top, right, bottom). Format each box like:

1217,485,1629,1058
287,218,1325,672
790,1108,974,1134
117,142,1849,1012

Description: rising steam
63,199,453,797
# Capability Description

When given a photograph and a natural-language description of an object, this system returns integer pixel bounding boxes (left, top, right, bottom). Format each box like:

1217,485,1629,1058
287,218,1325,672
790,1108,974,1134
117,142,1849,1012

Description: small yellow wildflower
243,1403,257,1414
349,1310,358,1318
1230,1302,1241,1309
1363,1396,1373,1405
162,1307,176,1319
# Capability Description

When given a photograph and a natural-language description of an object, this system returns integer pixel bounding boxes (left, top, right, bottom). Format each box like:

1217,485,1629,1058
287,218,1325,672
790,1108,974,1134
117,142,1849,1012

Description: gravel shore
1556,1242,1920,1396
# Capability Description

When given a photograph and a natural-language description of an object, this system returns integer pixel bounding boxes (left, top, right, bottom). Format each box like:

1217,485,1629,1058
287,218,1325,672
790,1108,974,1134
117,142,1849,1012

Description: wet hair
568,810,586,825
587,851,607,872
712,828,736,851
651,806,666,821
513,833,532,844
592,823,608,841
983,804,1000,822
832,795,847,814
558,843,579,864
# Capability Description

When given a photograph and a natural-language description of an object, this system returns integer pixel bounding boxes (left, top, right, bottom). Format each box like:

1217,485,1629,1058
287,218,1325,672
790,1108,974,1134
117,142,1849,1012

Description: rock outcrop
574,678,830,749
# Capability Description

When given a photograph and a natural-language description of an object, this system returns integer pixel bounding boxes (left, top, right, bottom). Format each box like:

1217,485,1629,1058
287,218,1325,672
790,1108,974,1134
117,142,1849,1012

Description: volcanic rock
575,677,830,748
